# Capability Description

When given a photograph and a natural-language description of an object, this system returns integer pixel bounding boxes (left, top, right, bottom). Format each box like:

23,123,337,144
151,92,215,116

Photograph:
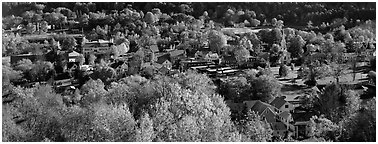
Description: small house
68,51,82,63
270,96,295,113
169,49,186,63
156,54,172,70
271,121,295,138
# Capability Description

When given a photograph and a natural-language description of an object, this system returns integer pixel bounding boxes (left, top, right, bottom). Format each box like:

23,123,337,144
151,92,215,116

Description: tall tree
208,30,227,54
238,111,273,142
61,36,77,51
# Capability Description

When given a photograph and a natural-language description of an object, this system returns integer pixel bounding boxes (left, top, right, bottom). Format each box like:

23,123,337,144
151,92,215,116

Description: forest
2,2,376,142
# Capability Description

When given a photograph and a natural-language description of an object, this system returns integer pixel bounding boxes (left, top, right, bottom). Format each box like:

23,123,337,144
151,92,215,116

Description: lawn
269,62,370,103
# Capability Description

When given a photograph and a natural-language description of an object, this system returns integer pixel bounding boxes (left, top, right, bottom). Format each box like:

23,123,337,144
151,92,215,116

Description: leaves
238,111,273,142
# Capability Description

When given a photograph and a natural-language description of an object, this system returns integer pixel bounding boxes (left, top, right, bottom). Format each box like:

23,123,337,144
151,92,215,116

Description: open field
269,63,370,103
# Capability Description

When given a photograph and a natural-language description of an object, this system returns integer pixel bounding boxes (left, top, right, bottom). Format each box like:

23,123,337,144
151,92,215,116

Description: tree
88,54,96,65
248,74,282,102
326,62,349,83
40,21,49,33
89,103,137,141
288,35,306,58
144,12,156,24
219,76,250,102
238,111,273,142
2,105,30,142
318,83,361,123
58,15,67,29
308,115,340,141
29,61,55,82
174,70,216,95
135,113,155,141
80,79,108,106
279,64,290,77
90,66,117,85
2,64,23,85
250,19,260,27
233,45,250,65
61,36,77,52
150,84,241,142
339,98,375,142
302,53,329,86
26,23,36,34
271,28,283,44
208,30,227,54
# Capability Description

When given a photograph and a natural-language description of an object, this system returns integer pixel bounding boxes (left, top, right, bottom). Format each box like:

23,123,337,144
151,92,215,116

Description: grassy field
269,63,370,103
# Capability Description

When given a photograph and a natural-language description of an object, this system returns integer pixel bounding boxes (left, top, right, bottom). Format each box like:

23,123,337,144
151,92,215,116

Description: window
285,105,289,108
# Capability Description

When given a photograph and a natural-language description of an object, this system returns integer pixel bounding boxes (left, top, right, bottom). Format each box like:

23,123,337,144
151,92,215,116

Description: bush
279,64,289,77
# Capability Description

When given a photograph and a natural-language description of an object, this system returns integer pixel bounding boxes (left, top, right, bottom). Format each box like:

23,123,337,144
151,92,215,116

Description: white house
270,96,295,113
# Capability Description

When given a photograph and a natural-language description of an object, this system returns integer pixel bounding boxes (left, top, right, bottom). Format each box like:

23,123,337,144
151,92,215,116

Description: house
156,54,172,70
242,100,295,138
204,51,220,62
271,121,295,138
270,96,295,113
82,39,113,55
68,51,82,62
247,100,279,123
294,121,312,139
158,66,170,75
278,111,293,124
221,55,238,66
169,49,186,63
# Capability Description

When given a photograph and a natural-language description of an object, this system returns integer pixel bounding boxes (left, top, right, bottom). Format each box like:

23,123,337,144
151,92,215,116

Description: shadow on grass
281,84,308,92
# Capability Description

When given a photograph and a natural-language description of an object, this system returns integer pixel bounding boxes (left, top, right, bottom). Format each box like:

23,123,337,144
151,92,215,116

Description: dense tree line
3,2,375,27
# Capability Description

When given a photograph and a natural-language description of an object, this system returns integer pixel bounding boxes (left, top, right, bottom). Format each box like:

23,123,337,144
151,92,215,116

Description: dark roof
158,66,170,74
270,97,287,109
157,54,171,64
225,100,245,112
271,122,287,131
250,100,275,115
278,111,290,119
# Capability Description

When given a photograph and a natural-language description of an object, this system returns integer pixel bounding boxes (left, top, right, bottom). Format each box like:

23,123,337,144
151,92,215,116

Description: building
169,49,186,63
204,51,220,62
82,39,113,55
271,121,295,138
68,51,82,62
156,54,172,70
224,100,295,138
270,96,295,113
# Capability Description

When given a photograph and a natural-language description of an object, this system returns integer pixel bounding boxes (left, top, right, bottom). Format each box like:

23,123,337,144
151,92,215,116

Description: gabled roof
271,122,287,131
158,66,170,74
270,97,287,109
156,54,171,64
243,100,258,110
278,111,291,120
68,51,81,57
250,100,276,115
